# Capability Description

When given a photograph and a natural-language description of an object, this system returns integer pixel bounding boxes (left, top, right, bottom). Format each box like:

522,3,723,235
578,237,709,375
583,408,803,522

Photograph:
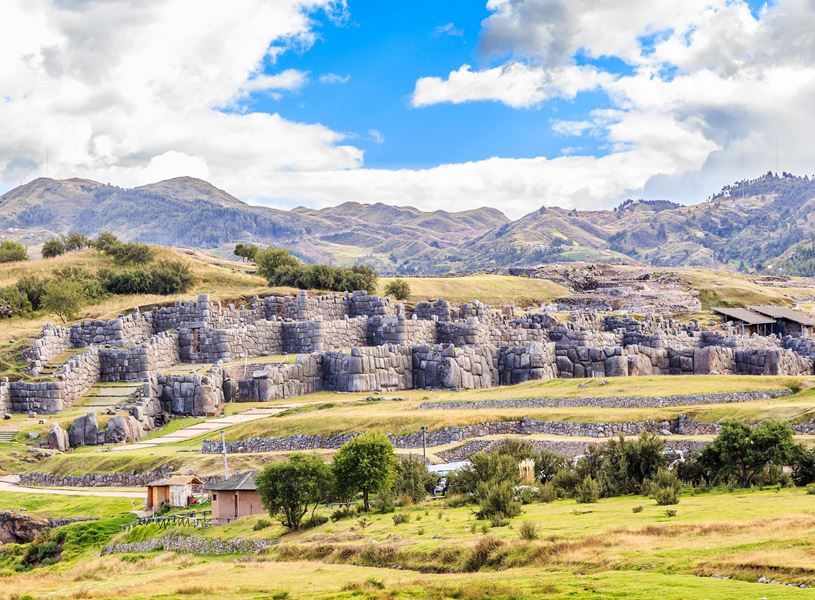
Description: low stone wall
23,324,71,374
18,466,173,487
414,298,452,321
157,362,225,415
322,345,413,392
102,535,277,556
419,389,792,411
202,417,676,454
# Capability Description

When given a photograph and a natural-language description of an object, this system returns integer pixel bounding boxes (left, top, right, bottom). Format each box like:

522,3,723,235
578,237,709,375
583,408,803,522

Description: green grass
0,491,138,519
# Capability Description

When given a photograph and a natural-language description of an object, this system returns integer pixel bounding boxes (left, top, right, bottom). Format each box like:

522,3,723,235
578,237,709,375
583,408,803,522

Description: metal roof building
711,307,776,335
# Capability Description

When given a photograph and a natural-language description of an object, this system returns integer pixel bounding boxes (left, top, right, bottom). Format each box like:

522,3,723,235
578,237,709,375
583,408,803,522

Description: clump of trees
384,278,410,300
233,243,259,262
254,246,378,294
0,240,28,263
0,232,194,322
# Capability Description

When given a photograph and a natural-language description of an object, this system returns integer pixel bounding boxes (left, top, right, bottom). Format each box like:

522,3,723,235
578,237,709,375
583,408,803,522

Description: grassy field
0,491,138,519
378,274,570,306
3,487,815,598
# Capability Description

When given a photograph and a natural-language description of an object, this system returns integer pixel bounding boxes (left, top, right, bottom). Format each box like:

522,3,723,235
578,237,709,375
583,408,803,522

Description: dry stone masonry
11,289,815,453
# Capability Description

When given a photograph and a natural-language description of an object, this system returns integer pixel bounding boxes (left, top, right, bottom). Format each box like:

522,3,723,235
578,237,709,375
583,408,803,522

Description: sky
1,0,814,218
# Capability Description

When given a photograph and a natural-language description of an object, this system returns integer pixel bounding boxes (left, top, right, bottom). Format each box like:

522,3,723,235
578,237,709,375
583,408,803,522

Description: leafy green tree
14,275,48,310
42,238,66,259
333,432,396,511
256,247,300,282
384,278,410,300
92,231,120,253
394,455,438,502
62,231,90,251
255,454,334,530
234,243,259,262
41,279,86,323
448,452,520,497
576,476,600,504
475,479,521,521
646,468,681,505
0,240,28,263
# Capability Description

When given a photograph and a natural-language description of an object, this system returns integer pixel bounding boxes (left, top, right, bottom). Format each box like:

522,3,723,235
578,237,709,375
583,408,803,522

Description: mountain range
2,172,815,276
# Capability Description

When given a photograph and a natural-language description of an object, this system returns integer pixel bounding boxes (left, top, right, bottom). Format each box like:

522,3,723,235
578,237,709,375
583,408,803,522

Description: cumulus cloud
0,0,360,190
412,63,610,108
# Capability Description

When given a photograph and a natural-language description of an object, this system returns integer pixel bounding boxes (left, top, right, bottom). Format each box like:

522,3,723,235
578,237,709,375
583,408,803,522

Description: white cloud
434,22,464,37
412,63,609,108
551,120,593,136
368,129,385,144
319,72,351,84
0,0,359,190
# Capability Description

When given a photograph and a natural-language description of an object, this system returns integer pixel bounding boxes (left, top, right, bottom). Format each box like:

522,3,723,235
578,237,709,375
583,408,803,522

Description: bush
576,476,600,504
52,266,107,302
62,231,90,251
234,243,259,262
518,521,539,540
92,231,120,253
256,246,378,293
463,536,503,572
0,286,33,318
15,275,48,309
42,238,66,258
253,519,272,531
394,454,438,502
391,513,410,525
632,505,644,513
475,480,522,520
105,241,155,265
99,260,195,295
551,468,580,497
515,485,541,505
0,240,27,263
148,260,195,294
647,468,681,506
303,514,329,529
384,278,410,300
806,484,815,495
665,509,677,517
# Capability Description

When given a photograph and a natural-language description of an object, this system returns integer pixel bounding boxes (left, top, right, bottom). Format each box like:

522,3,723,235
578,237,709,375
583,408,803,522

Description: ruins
3,289,814,451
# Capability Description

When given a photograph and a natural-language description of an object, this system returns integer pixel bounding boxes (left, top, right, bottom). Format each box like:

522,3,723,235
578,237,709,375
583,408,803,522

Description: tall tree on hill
333,432,396,512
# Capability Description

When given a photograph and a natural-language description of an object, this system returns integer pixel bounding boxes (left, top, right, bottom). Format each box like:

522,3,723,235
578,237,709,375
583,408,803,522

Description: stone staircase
79,382,143,410
0,430,19,443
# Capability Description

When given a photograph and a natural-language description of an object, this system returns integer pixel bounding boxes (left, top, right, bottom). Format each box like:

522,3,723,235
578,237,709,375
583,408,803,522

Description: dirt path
111,404,302,451
0,475,145,499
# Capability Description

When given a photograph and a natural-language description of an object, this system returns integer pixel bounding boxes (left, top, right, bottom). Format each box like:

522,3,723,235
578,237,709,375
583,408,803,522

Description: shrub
253,519,272,531
463,536,503,572
632,505,644,513
551,468,580,496
373,489,396,514
303,514,329,529
576,476,600,504
52,266,107,301
0,286,33,318
105,241,155,265
0,240,28,263
665,509,677,517
42,238,66,258
15,275,48,309
806,484,815,495
234,243,259,262
647,468,681,506
92,231,120,253
62,231,90,251
99,260,194,295
391,513,410,525
475,480,522,520
538,482,558,503
384,278,410,300
518,521,539,540
394,454,438,502
148,260,195,294
515,485,541,505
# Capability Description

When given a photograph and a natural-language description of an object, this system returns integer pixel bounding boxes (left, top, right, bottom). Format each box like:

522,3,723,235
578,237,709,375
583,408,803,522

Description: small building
749,305,815,337
146,475,203,511
205,471,265,524
712,307,776,336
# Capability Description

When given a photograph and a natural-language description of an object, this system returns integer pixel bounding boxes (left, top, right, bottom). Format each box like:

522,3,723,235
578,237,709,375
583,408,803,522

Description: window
212,494,217,500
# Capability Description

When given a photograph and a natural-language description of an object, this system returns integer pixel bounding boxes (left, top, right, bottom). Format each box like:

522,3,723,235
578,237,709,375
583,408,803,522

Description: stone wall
23,324,71,374
0,379,8,414
18,467,173,487
102,535,276,556
10,347,100,414
99,331,180,382
555,345,628,378
369,316,437,346
70,313,153,348
157,362,225,415
437,319,489,346
497,342,558,385
223,354,323,402
412,344,497,389
322,345,413,392
414,298,452,321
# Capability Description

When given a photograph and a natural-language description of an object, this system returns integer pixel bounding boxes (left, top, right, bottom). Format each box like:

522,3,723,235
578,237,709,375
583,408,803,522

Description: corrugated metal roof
147,475,203,487
749,305,815,326
205,471,257,491
712,307,776,325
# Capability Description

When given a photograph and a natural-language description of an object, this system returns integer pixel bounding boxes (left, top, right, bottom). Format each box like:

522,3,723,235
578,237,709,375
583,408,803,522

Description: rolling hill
2,171,815,275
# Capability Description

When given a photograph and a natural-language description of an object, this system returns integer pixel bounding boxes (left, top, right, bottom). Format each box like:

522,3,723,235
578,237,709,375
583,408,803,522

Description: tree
394,454,438,502
255,454,333,530
0,240,28,263
384,278,411,300
646,468,681,505
256,247,300,282
62,231,90,252
333,432,396,511
576,476,600,504
234,243,259,262
42,238,66,259
92,231,120,253
41,279,86,323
